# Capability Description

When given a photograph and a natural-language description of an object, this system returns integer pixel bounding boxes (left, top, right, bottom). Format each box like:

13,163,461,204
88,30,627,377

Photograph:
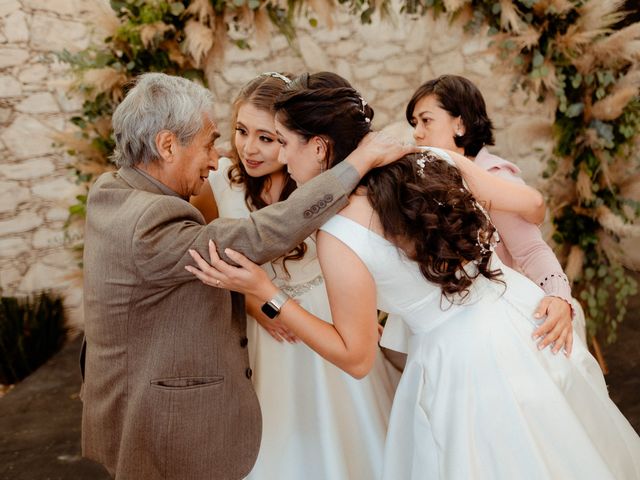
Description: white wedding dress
320,213,640,480
209,158,400,480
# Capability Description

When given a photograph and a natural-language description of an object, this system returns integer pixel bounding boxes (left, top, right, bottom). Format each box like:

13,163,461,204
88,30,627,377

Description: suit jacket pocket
150,375,224,390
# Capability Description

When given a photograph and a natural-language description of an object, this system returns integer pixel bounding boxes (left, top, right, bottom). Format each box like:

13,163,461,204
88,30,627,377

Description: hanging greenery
61,0,639,350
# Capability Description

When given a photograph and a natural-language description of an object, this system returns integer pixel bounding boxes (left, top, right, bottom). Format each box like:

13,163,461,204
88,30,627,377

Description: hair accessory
260,72,292,85
416,153,427,178
415,150,439,178
358,95,371,123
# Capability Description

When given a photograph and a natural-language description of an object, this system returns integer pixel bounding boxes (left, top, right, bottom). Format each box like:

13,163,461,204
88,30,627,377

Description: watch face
261,302,279,319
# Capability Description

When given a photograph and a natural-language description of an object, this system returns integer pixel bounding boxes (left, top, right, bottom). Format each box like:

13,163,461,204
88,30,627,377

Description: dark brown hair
274,72,374,170
406,75,495,157
364,151,503,300
228,73,306,266
274,73,502,298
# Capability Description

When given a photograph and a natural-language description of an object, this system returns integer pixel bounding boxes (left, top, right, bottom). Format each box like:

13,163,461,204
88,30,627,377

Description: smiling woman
189,72,401,480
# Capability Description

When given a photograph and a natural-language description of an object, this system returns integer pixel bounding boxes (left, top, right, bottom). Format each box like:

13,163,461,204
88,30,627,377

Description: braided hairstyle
363,150,503,300
273,72,374,171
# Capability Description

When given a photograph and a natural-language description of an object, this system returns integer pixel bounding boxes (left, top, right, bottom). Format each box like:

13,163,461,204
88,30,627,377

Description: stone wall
0,2,553,329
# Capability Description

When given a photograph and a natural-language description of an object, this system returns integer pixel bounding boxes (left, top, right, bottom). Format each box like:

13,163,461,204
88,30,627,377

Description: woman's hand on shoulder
185,239,279,302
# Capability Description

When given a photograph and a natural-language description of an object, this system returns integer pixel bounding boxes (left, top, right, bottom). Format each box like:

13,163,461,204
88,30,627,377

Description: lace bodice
209,157,324,299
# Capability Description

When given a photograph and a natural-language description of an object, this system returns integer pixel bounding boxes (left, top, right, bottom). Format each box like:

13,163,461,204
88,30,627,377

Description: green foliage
399,0,640,346
62,0,639,346
0,293,68,385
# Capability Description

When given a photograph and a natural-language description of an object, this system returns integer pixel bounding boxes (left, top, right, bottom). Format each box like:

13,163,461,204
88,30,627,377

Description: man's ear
156,130,176,162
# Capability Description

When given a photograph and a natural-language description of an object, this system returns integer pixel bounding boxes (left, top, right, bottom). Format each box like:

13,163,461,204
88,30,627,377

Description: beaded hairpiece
260,71,292,85
415,150,498,254
358,95,371,123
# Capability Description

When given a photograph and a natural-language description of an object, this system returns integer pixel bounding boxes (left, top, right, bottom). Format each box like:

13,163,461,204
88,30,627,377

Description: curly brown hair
363,150,503,300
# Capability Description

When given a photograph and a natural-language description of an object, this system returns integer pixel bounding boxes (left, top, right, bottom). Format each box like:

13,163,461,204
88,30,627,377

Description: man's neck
135,163,182,198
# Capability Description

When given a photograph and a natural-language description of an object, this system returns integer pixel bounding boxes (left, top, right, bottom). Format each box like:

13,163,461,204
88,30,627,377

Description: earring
455,130,463,137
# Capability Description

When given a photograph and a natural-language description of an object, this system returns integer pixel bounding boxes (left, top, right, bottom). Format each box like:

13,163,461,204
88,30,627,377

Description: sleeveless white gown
209,158,400,480
320,214,640,480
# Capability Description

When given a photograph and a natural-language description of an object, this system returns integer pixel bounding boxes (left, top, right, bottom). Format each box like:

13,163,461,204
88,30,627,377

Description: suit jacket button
245,367,253,379
240,337,248,348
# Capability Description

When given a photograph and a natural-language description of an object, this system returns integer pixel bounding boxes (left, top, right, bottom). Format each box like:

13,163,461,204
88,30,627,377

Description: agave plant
0,293,67,385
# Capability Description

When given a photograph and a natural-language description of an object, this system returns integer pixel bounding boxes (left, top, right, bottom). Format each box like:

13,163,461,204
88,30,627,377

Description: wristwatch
261,290,290,319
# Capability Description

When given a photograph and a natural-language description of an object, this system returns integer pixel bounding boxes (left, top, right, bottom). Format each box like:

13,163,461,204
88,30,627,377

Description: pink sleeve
487,167,573,307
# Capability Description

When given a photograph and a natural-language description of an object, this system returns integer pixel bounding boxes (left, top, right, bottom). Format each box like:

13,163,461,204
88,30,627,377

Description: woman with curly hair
188,73,640,479
406,74,584,353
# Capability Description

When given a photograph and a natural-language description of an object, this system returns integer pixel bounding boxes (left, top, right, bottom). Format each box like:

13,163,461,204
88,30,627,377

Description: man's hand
532,296,574,356
345,132,420,178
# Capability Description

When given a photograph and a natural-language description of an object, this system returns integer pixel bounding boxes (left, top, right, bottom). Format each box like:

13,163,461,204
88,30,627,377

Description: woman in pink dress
406,74,584,353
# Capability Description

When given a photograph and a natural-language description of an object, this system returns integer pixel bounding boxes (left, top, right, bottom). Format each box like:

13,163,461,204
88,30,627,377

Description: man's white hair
111,73,215,167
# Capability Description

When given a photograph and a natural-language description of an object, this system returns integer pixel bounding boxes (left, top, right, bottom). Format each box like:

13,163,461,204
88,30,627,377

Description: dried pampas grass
533,0,573,16
564,245,585,282
575,0,626,35
512,26,541,50
186,0,216,25
87,1,120,39
576,167,595,202
82,67,127,102
184,20,215,67
53,131,107,166
140,22,175,49
443,0,469,12
573,15,640,72
500,0,524,33
591,86,639,121
597,205,640,238
253,7,272,45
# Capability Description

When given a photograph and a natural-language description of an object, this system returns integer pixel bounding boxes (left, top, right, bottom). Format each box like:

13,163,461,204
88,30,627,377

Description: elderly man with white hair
80,72,415,479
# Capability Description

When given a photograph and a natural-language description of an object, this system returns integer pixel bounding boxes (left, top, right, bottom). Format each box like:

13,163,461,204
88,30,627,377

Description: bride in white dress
188,73,640,479
191,72,399,480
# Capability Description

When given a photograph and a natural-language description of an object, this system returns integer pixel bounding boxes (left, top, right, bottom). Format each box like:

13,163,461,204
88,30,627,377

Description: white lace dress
320,214,640,480
209,158,400,480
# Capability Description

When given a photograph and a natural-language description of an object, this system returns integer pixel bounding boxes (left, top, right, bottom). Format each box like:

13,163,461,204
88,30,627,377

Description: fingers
186,249,213,275
185,262,220,287
267,327,285,343
564,329,573,357
533,296,552,322
208,239,221,262
224,248,257,271
551,327,568,355
533,297,573,354
536,318,566,352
